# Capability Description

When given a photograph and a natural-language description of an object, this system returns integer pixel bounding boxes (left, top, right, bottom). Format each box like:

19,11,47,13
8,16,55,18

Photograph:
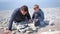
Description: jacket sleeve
32,13,34,20
8,9,17,31
39,10,44,21
26,12,31,20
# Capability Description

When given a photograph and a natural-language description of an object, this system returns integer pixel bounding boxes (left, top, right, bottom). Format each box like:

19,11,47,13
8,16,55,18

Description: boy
32,4,44,27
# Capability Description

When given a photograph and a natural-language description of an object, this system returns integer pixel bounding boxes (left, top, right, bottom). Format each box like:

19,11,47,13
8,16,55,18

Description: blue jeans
35,21,45,27
34,20,49,27
34,20,40,27
34,18,44,27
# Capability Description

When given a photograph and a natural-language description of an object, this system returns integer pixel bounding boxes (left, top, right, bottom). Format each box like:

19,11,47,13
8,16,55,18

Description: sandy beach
0,8,60,34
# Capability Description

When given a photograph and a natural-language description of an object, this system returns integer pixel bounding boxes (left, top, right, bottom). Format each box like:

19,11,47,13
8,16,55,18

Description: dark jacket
8,8,31,31
32,9,44,21
32,9,44,26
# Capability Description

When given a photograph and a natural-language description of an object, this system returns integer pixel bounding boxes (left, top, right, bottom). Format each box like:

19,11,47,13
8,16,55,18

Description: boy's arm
39,10,44,21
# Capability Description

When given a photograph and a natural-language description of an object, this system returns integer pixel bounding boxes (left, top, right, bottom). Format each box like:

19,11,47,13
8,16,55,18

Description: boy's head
33,4,40,12
20,5,28,15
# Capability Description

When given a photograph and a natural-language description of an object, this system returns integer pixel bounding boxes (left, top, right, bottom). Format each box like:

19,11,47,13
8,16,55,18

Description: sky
0,0,60,10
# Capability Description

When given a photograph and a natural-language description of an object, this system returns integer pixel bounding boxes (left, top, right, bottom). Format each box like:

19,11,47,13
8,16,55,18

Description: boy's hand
34,19,38,22
4,30,12,34
29,19,32,23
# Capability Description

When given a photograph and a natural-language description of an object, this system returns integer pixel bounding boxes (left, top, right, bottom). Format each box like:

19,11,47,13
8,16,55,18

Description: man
32,4,44,27
4,5,31,34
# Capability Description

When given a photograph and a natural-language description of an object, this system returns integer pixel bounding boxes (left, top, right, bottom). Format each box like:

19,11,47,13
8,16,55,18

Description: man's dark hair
21,5,28,12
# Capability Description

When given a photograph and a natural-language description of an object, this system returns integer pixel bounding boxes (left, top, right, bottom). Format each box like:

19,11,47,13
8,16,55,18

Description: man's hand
4,30,12,34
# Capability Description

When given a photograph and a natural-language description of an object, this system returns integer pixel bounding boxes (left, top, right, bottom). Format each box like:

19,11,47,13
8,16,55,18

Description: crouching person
32,4,44,28
4,5,32,34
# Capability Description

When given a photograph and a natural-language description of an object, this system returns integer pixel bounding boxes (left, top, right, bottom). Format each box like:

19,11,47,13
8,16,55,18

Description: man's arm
32,13,34,20
27,12,31,20
8,9,17,31
26,12,33,23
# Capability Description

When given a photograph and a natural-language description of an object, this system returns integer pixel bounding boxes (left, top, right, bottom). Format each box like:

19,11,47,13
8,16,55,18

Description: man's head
20,5,28,15
33,4,40,12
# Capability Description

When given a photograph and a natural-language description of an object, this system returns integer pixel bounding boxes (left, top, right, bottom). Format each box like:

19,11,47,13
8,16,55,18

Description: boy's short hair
34,4,39,9
21,5,28,12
